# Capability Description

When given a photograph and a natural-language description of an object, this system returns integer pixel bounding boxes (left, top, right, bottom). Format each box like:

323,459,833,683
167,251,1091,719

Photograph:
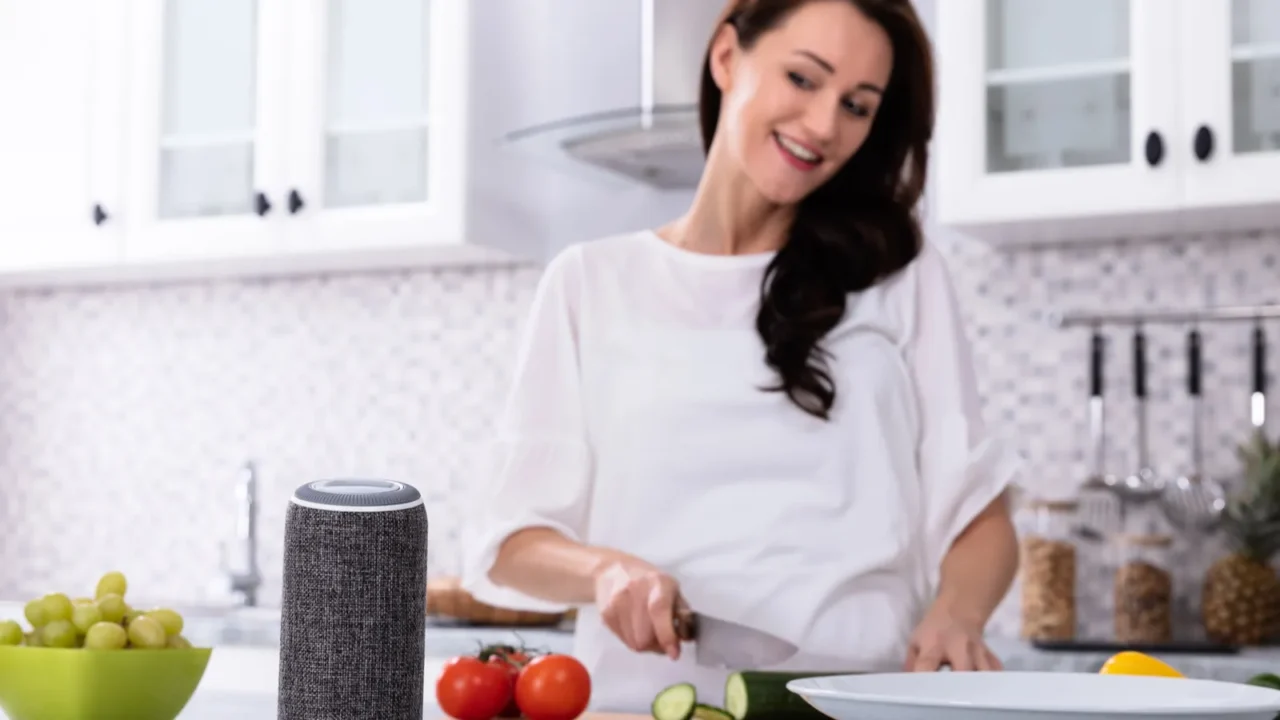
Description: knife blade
673,606,798,669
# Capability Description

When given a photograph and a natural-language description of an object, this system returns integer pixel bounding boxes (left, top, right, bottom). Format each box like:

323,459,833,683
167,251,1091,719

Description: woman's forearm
488,527,620,604
932,492,1019,627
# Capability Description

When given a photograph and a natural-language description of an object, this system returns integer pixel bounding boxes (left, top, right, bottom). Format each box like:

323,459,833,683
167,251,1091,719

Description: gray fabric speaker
278,479,428,720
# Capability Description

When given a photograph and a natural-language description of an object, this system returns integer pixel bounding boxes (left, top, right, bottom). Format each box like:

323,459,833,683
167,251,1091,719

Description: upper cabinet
0,0,127,275
935,0,1280,245
0,0,495,287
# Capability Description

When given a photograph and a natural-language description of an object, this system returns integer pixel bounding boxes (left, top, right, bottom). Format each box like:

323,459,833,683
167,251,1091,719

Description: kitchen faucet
221,460,262,608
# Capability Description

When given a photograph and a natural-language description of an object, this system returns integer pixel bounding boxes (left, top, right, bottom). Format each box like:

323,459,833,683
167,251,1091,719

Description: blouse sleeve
899,243,1022,594
459,244,593,613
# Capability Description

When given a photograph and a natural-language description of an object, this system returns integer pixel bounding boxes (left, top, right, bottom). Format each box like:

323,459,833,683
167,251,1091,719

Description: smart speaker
277,479,428,719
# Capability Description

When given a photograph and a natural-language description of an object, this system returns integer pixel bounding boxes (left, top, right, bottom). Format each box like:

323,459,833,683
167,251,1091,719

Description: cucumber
652,682,697,720
692,705,733,720
724,670,856,720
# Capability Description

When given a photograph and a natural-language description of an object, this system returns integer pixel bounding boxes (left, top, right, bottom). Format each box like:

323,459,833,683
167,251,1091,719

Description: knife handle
673,606,698,642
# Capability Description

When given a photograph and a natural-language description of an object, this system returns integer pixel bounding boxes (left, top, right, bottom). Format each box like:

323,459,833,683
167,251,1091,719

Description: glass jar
1112,533,1174,644
1019,499,1079,641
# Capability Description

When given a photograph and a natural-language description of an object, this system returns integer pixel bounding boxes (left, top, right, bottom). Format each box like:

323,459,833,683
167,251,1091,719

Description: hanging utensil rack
1043,302,1280,328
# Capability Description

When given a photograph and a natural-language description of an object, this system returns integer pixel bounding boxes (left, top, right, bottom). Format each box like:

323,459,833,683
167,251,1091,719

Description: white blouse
461,230,1020,712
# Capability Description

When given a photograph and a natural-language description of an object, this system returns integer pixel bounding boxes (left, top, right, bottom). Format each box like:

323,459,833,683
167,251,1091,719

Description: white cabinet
0,0,127,273
124,0,290,264
0,0,495,287
935,0,1280,244
120,0,477,276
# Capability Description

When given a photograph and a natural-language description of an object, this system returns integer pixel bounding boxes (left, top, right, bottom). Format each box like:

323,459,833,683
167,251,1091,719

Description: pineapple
1201,430,1280,645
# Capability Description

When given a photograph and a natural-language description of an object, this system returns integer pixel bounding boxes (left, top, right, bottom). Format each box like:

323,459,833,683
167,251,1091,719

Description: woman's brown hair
699,0,935,420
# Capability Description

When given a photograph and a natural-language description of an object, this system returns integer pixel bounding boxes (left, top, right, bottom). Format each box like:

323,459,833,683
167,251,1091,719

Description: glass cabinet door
1229,0,1280,157
284,0,466,254
934,0,1180,236
985,0,1132,173
124,0,288,261
1179,0,1280,211
157,0,260,219
321,0,430,209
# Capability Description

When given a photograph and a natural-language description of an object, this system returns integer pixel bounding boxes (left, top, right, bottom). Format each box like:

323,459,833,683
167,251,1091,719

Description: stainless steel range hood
499,0,726,190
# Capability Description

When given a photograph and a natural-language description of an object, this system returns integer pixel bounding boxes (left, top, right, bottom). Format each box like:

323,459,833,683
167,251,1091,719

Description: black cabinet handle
92,204,108,226
1133,329,1147,399
1090,330,1105,397
1187,328,1202,397
255,191,272,216
1194,125,1214,161
1144,131,1164,167
1254,324,1267,394
288,189,305,215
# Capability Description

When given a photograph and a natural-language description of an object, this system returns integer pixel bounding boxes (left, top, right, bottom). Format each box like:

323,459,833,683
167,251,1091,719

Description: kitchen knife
673,606,798,669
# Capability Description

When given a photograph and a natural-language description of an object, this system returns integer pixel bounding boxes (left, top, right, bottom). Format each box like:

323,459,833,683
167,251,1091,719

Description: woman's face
710,0,894,205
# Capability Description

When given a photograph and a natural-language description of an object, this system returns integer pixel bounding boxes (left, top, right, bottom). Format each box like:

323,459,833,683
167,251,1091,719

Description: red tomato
487,656,522,718
515,654,592,720
436,656,511,720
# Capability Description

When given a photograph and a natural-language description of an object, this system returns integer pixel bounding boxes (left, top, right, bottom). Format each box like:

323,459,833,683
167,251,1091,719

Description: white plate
786,672,1280,720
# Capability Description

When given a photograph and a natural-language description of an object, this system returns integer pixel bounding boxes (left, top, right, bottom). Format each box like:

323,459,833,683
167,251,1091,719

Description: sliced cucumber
724,670,854,720
652,682,698,720
691,704,734,720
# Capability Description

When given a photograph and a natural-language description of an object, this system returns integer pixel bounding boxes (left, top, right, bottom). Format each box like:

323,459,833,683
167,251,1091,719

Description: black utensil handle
1188,329,1202,397
1253,324,1267,394
1133,329,1147,399
1090,331,1105,397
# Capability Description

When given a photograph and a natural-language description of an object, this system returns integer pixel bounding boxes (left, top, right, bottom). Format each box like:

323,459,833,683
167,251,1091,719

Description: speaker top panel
291,479,424,512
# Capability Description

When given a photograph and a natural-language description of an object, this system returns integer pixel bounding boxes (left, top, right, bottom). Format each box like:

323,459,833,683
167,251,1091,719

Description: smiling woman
462,0,1021,713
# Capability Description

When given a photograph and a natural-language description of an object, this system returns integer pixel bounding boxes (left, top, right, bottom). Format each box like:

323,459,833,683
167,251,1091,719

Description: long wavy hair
699,0,935,420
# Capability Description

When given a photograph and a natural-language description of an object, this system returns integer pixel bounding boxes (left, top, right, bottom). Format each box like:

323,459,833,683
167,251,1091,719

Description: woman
462,0,1021,710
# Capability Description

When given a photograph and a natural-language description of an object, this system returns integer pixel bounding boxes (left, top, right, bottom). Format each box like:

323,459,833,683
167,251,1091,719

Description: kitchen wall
0,228,1277,641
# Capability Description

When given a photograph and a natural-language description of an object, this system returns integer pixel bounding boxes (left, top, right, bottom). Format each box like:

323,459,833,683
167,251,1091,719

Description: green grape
146,608,184,637
40,619,77,649
95,571,128,600
121,605,141,626
126,616,166,649
0,620,22,646
41,593,74,623
166,634,192,649
95,594,126,624
23,632,41,647
73,597,94,606
71,603,103,634
83,622,128,650
23,599,47,628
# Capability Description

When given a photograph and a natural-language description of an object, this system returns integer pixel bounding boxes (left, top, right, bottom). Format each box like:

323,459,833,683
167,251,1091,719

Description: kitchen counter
178,632,1280,718
1,597,1277,718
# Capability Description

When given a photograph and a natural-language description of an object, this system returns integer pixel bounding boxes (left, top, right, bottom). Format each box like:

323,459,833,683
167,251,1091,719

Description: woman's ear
707,22,740,93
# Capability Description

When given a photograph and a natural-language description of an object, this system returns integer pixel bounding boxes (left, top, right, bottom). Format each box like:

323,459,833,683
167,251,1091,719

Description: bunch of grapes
0,571,192,651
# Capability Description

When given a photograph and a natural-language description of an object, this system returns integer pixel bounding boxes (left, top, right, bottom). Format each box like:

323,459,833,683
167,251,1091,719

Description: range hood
499,0,726,190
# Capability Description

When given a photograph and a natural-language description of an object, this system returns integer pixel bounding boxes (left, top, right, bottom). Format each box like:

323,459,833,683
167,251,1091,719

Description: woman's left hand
903,603,1003,672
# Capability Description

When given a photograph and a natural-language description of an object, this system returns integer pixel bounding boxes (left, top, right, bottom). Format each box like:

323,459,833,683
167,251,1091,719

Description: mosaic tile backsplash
0,228,1277,643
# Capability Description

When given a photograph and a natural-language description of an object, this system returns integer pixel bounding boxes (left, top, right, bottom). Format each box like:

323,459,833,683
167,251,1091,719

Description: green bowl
0,646,212,720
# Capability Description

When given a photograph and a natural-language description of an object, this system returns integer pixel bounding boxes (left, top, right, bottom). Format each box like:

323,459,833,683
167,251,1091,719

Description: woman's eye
787,71,814,90
842,99,871,118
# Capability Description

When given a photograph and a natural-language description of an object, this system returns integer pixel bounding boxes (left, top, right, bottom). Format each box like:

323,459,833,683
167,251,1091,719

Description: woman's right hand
592,556,684,660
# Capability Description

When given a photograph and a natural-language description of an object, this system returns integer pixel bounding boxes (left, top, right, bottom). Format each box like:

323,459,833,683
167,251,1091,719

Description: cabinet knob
1143,131,1164,167
255,191,272,217
288,189,305,215
1194,126,1214,162
92,204,108,226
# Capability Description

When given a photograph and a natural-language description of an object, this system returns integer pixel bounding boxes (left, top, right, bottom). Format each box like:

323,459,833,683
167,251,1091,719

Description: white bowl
786,672,1280,720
